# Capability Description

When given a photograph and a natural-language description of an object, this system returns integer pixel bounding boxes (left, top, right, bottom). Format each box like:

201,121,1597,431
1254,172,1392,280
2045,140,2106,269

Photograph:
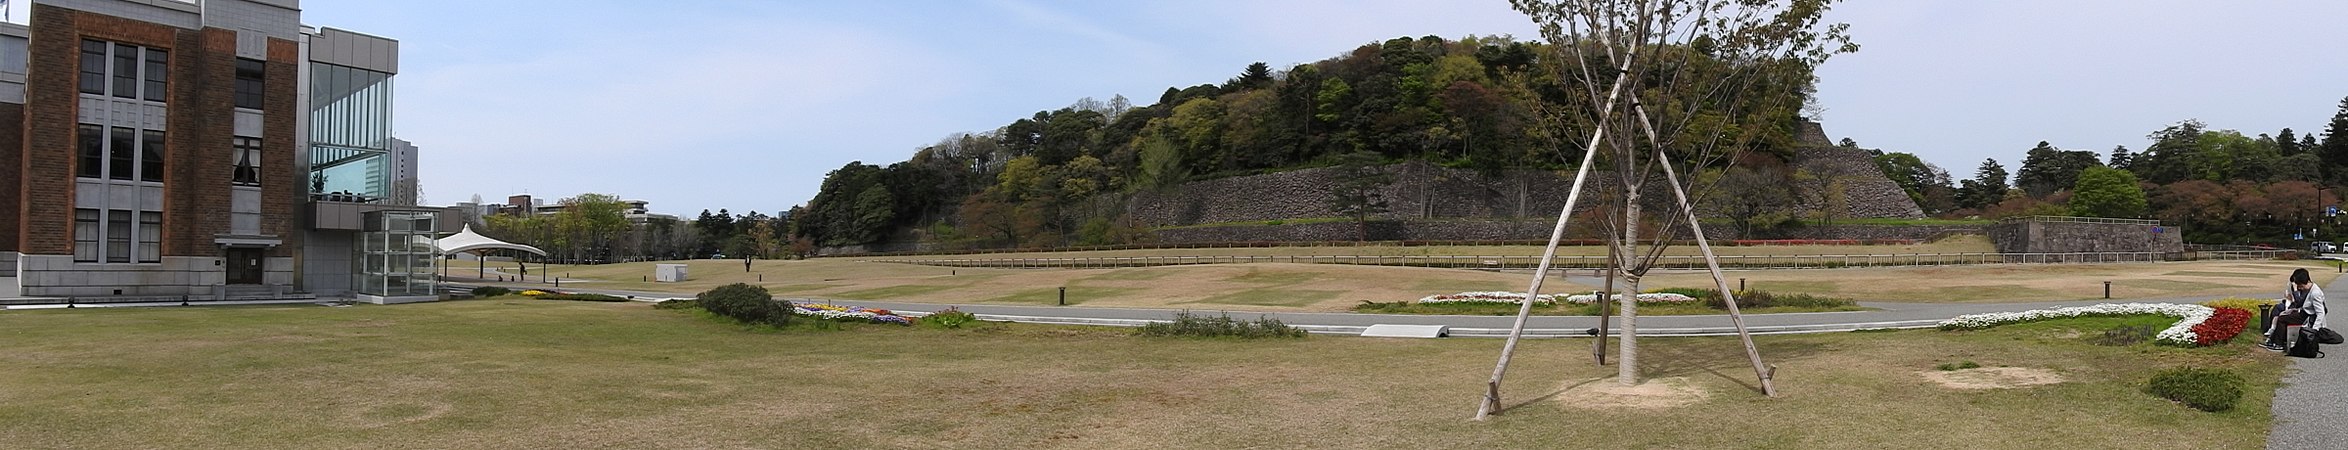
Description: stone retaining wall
1986,219,2185,254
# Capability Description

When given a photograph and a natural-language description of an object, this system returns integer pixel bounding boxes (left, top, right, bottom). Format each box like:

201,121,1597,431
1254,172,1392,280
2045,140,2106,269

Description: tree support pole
1476,46,1640,421
1628,100,1777,397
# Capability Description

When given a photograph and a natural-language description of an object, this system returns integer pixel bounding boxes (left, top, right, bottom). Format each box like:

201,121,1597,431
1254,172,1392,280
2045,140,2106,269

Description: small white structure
655,264,688,282
1361,324,1449,338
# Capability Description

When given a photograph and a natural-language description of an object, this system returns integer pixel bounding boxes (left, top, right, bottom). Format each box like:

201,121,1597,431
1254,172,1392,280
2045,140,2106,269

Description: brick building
1,0,429,302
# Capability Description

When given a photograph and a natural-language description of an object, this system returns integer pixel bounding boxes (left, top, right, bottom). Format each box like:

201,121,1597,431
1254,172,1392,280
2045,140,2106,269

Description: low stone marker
655,264,688,282
1361,324,1449,338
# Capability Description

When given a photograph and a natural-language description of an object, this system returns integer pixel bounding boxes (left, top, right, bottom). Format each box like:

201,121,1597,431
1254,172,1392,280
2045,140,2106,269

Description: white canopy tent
435,224,548,282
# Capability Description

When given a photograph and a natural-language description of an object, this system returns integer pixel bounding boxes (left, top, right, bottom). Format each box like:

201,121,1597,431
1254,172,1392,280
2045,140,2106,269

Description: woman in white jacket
2264,268,2327,351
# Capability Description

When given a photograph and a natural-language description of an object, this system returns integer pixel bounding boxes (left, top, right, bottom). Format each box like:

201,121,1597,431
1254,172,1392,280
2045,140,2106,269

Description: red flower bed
2191,307,2253,346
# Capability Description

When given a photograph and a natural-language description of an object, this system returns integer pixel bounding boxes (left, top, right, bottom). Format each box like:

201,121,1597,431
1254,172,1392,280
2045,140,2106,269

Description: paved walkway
2268,275,2348,449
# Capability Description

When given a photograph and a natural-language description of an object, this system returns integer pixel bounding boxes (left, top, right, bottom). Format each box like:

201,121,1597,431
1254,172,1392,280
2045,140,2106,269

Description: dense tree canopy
783,34,1827,250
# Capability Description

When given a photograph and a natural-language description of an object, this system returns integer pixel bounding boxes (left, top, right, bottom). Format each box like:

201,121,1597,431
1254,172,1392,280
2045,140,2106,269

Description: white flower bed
1418,291,1556,306
1561,292,1700,304
1936,302,2215,346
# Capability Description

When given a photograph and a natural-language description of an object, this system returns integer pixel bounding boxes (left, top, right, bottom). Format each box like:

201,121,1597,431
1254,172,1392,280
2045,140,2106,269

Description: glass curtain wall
357,211,437,297
309,63,395,202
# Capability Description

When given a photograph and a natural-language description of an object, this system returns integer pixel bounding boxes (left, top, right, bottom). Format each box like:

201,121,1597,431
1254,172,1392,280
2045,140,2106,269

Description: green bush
537,293,628,302
472,286,512,297
1138,312,1307,338
922,307,980,329
2146,367,2245,412
697,283,791,326
1681,289,1856,310
653,299,699,310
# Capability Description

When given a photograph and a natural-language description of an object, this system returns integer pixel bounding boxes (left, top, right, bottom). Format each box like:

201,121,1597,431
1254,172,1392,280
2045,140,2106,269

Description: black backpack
2291,328,2326,358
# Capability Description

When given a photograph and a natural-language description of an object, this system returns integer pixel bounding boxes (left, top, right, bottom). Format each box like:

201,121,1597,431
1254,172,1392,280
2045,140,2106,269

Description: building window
78,40,106,95
138,211,162,263
111,45,136,99
77,124,102,178
73,209,99,262
142,50,168,102
108,127,134,180
106,209,132,263
233,137,262,186
140,130,164,182
235,59,264,110
81,40,165,102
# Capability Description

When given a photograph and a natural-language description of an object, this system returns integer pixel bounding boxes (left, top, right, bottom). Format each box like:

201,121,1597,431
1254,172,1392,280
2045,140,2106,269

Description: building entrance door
226,248,264,285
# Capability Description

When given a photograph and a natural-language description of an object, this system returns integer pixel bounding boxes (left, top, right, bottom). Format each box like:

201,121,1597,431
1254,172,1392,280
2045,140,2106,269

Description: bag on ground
2291,328,2326,358
2319,327,2345,345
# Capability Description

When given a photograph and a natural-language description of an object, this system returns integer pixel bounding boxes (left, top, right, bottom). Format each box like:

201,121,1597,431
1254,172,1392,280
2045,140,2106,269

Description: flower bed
1936,303,2235,346
1416,292,1556,306
794,303,913,325
2190,307,2254,346
1560,292,1700,304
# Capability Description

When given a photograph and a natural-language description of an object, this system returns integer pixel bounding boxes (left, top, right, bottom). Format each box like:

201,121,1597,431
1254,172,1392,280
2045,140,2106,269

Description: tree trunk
1617,183,1642,386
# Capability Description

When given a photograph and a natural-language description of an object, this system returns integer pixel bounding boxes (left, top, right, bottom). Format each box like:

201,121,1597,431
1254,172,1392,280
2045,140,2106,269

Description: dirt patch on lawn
1553,377,1710,409
1920,367,2065,390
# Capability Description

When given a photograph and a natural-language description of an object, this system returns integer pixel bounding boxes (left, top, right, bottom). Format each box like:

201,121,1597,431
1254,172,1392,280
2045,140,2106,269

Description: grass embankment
506,257,2326,311
1354,289,1869,316
488,261,1591,312
0,300,2281,449
858,234,2000,260
1640,260,2338,303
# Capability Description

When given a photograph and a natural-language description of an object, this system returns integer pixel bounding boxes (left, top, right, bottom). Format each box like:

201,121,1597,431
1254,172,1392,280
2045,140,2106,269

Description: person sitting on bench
2264,268,2328,351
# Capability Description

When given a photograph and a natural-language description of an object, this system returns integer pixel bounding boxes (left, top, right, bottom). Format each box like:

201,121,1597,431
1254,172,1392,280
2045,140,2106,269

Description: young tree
1325,151,1393,241
2069,166,2147,218
1481,0,1856,416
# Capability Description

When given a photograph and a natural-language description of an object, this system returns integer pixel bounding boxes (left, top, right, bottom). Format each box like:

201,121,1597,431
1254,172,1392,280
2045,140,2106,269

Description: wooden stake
1629,100,1777,398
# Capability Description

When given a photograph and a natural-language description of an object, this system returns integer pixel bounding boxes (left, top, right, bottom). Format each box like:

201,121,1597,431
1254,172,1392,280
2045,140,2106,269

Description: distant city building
448,194,681,226
389,137,417,206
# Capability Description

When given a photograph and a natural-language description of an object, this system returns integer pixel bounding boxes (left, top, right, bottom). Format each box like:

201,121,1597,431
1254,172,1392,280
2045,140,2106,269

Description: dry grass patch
0,302,2287,449
1920,367,2066,390
1553,377,1711,409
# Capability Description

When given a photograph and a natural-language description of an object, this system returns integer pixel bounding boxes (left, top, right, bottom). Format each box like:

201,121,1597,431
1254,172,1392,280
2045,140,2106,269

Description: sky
10,1,2347,217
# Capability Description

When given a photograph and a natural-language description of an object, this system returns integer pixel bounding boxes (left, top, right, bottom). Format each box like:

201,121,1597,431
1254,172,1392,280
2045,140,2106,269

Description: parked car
2312,241,2338,254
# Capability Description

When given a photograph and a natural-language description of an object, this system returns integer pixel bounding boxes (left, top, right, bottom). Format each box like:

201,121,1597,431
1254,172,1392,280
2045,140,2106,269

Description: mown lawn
0,300,2283,449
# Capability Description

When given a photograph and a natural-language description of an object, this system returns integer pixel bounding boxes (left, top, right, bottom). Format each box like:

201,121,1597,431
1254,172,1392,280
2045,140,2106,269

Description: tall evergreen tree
1956,158,2009,210
2323,97,2348,183
2278,128,2300,156
2107,145,2134,170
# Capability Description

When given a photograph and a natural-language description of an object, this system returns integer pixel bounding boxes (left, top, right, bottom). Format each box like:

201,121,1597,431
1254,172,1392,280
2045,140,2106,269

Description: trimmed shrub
697,283,791,326
1138,312,1306,338
472,286,512,297
537,293,628,302
921,307,979,329
653,299,699,310
2146,367,2245,412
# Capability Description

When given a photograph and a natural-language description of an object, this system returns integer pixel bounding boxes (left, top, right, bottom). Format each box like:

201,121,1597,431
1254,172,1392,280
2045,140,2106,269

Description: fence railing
1995,215,2160,226
879,250,2296,270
